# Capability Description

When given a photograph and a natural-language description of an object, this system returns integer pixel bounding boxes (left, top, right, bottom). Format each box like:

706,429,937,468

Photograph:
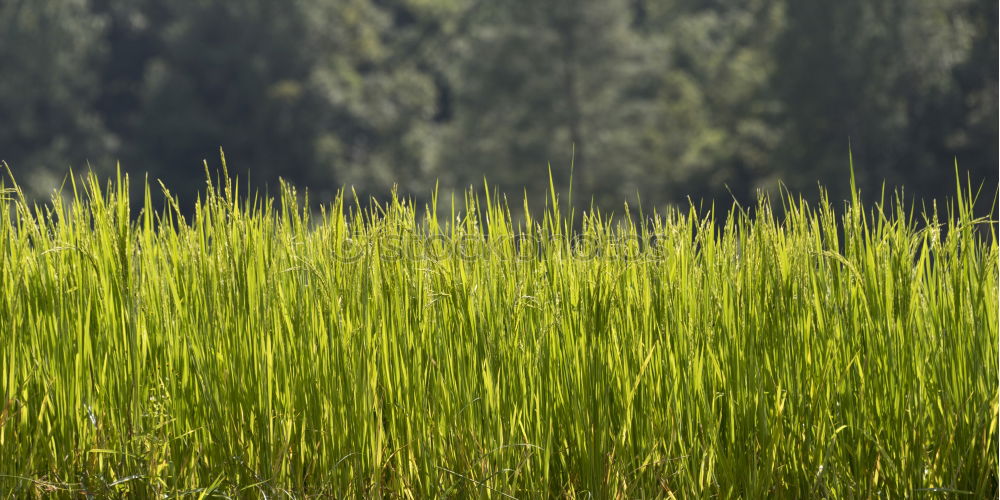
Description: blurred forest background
1,0,996,213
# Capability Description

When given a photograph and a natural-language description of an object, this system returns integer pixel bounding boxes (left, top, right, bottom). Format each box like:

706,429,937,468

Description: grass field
1,165,997,498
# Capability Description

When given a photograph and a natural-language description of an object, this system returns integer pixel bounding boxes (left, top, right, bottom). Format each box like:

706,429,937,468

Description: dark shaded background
1,0,996,214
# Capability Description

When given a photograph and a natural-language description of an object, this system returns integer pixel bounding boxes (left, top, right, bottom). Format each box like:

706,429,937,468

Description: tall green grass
0,164,996,498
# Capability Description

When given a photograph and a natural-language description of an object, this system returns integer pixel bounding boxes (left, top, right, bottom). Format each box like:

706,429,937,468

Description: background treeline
1,0,996,212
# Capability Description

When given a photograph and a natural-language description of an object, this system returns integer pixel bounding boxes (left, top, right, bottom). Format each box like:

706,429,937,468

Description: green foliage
771,0,996,201
1,0,994,213
437,0,646,207
633,0,785,204
1,169,996,497
0,0,113,195
95,0,441,202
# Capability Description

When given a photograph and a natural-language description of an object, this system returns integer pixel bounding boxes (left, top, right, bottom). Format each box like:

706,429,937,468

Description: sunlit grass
1,163,996,497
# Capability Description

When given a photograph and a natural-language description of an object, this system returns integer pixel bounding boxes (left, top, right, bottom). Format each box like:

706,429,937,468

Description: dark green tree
123,1,330,199
771,0,995,203
307,0,441,199
435,0,649,209
0,0,112,195
93,0,444,204
631,0,785,205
